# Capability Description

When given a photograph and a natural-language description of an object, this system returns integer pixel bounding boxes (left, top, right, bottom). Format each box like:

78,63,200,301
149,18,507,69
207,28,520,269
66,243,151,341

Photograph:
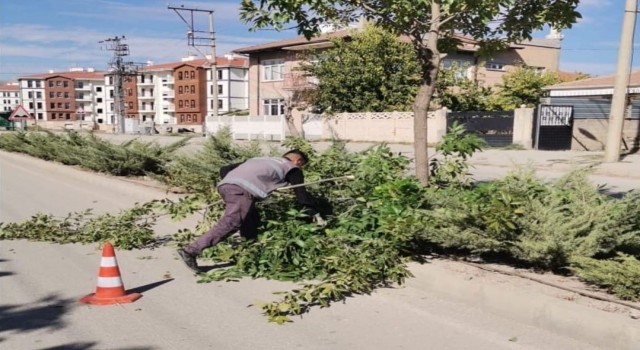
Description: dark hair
283,149,309,164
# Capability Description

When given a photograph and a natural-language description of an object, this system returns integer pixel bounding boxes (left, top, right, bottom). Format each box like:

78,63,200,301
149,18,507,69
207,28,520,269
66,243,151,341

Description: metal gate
535,105,574,150
447,111,515,147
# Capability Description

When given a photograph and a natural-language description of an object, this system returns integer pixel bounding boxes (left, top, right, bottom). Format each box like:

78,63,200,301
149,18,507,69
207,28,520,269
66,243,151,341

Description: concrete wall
572,119,640,151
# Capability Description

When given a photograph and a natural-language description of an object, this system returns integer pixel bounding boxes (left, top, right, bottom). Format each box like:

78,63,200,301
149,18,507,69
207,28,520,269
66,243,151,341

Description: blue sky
0,0,635,81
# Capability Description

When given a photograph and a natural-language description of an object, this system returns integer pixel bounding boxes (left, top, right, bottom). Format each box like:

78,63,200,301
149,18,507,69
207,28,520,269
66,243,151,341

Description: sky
0,0,637,82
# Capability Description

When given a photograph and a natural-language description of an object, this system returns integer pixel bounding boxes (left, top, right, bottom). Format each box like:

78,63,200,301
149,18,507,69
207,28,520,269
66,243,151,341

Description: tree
494,67,561,109
240,0,581,185
300,25,421,113
435,63,495,111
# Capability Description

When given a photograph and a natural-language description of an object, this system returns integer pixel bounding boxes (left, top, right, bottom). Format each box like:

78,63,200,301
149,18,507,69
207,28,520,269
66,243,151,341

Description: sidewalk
311,141,640,180
468,149,640,180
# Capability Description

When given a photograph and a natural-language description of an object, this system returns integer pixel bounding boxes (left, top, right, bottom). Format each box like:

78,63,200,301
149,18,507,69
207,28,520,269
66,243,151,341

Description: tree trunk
284,98,301,138
413,3,442,186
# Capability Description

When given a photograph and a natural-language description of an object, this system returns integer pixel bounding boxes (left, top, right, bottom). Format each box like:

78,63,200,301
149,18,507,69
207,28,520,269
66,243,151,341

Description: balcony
282,72,318,91
75,83,91,91
162,102,175,112
138,93,155,100
75,94,92,101
162,92,175,99
138,79,154,86
161,78,174,86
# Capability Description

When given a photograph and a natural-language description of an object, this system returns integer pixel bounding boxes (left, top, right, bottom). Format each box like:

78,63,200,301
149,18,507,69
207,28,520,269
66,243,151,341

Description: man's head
283,149,309,167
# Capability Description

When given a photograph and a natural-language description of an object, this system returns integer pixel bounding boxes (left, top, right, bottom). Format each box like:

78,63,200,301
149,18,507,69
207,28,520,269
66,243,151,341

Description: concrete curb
406,261,640,349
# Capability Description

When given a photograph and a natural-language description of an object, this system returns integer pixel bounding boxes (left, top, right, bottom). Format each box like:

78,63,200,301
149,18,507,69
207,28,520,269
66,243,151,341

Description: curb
406,261,640,349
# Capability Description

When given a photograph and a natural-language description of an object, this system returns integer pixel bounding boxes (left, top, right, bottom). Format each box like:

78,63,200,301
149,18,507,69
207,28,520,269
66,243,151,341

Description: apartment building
0,83,20,113
17,68,106,123
133,55,249,127
233,27,563,118
12,56,248,131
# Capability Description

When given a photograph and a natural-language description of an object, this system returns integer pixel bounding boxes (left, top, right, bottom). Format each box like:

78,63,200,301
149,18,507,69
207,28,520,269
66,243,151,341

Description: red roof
18,71,106,80
0,84,19,91
143,56,248,71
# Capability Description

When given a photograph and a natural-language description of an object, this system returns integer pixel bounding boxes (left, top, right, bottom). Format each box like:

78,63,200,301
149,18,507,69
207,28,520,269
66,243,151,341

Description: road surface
1,151,638,350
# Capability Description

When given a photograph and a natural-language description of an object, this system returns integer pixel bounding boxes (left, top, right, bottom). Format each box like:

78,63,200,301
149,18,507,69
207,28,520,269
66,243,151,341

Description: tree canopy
300,25,421,113
240,0,581,184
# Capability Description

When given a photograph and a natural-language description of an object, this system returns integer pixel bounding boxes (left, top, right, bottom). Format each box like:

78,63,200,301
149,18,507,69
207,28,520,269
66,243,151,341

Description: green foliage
0,202,158,250
430,122,485,188
300,25,421,113
0,131,188,176
494,67,561,108
161,127,262,192
436,65,561,111
571,254,640,301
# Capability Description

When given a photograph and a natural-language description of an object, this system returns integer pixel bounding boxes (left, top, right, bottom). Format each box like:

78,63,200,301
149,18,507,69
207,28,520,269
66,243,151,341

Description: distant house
543,71,640,151
232,26,563,124
0,84,20,113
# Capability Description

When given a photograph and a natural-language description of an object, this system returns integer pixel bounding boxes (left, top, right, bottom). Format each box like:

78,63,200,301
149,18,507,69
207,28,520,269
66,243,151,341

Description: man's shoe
176,248,200,273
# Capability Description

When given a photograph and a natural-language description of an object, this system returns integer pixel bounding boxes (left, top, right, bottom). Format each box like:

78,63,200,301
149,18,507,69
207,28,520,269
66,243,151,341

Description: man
176,149,325,273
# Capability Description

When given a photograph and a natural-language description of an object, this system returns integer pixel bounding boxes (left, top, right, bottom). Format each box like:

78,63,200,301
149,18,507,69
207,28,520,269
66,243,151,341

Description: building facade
0,84,21,113
233,27,563,119
13,56,248,132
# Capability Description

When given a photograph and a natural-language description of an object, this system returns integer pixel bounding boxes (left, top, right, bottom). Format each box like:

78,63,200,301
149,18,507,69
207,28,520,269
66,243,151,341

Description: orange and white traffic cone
79,242,142,305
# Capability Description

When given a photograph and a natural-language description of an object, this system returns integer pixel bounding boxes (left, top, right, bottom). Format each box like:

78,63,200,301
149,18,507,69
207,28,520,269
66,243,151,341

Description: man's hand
313,213,327,227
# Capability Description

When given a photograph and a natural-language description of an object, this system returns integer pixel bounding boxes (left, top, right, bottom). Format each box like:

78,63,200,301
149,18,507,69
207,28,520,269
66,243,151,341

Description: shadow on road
39,343,157,350
127,278,174,294
0,294,72,334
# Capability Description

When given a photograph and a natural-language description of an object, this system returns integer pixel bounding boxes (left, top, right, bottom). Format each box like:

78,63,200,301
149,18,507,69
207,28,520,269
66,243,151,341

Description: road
1,151,639,350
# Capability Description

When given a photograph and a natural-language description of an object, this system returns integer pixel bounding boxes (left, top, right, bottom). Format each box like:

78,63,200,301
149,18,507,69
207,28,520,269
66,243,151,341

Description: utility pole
99,36,138,134
168,4,219,137
604,0,637,162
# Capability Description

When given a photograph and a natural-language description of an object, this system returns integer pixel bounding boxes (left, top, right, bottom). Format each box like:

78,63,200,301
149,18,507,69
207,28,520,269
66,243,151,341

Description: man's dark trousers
186,184,260,255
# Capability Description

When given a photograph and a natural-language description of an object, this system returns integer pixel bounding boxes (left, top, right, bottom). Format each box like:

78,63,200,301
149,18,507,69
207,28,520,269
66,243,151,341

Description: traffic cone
79,242,142,305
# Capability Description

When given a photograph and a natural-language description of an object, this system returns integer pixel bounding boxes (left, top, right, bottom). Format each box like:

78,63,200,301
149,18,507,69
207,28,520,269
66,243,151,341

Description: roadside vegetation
0,128,638,322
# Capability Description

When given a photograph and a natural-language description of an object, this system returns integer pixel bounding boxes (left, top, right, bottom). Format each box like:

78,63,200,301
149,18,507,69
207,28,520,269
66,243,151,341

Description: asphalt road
0,151,637,350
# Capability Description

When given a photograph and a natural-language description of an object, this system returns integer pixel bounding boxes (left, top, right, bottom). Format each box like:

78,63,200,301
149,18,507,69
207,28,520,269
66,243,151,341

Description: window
263,59,284,81
191,100,196,108
65,103,70,109
190,71,195,79
38,113,43,120
51,113,56,120
178,72,183,80
28,91,33,99
28,80,33,88
96,86,102,92
50,103,55,109
128,102,133,110
262,98,285,116
217,70,223,80
218,85,223,95
37,102,43,109
218,99,223,109
29,102,33,109
36,81,41,88
66,113,71,120
64,92,70,98
187,114,192,122
57,92,62,98
76,82,83,89
57,103,63,108
36,91,42,99
485,62,505,71
178,86,183,94
110,103,114,111
127,89,133,97
49,92,55,98
109,90,114,98
97,98,103,103
109,76,114,85
48,81,54,87
97,108,103,113
190,85,195,94
56,81,62,87
63,81,69,88
178,100,183,108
